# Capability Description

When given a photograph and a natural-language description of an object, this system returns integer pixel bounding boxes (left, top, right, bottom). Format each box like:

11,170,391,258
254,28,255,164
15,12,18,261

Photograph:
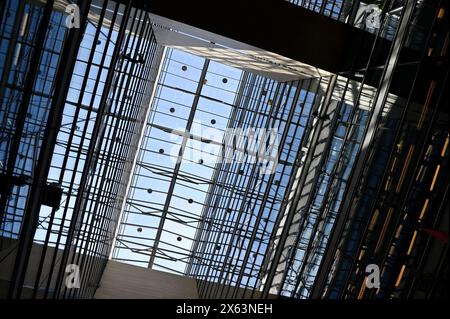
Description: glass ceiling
111,44,326,298
111,48,244,273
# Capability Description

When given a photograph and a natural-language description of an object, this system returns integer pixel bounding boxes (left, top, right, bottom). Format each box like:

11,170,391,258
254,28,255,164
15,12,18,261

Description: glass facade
0,0,448,300
279,102,370,298
1,0,163,298
0,0,68,241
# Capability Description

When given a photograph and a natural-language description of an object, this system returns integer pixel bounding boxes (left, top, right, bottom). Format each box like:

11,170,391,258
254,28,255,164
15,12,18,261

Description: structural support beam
130,0,383,73
119,0,423,101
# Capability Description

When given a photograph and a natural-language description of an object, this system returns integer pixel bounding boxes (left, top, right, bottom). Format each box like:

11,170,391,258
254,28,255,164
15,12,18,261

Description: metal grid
322,0,448,298
279,102,370,298
1,0,163,298
0,1,68,241
311,0,449,299
262,0,448,299
188,75,325,298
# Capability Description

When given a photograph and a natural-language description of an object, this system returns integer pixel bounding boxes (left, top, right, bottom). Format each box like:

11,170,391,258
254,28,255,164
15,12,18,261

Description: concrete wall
94,260,199,299
0,238,104,298
0,238,66,298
